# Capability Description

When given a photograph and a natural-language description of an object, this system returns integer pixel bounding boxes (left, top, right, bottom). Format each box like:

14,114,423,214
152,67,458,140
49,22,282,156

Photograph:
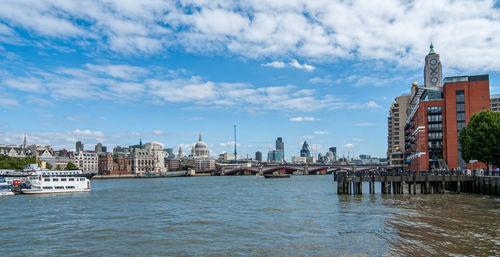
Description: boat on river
20,175,90,194
263,174,291,179
0,177,14,196
9,164,92,194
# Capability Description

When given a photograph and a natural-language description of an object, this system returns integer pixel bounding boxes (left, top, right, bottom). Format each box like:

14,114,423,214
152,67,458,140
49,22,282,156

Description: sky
0,0,499,160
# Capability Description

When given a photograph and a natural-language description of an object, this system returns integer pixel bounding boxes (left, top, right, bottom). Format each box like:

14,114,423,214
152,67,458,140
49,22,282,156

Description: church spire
429,42,435,54
199,132,202,141
23,132,27,150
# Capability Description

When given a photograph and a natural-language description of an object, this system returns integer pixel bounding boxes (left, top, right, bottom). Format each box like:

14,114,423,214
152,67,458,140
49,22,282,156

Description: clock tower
424,43,442,87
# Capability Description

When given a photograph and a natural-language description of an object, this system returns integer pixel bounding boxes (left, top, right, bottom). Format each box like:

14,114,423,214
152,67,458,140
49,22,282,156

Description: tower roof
429,42,435,54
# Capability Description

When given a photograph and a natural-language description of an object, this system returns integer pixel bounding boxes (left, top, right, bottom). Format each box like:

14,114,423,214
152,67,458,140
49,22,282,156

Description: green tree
0,155,37,170
65,162,79,170
55,165,62,170
459,110,500,170
46,163,53,170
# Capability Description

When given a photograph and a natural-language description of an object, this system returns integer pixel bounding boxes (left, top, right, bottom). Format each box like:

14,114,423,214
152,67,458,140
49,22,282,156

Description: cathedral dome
192,133,209,158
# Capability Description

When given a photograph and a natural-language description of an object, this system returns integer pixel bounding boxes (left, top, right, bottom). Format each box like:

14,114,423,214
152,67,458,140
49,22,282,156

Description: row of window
427,106,442,113
42,186,76,189
428,123,442,131
428,114,442,122
43,178,86,182
428,141,443,148
428,132,443,140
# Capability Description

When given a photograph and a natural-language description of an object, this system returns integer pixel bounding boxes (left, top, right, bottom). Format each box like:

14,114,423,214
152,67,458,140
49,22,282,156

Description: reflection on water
0,176,498,256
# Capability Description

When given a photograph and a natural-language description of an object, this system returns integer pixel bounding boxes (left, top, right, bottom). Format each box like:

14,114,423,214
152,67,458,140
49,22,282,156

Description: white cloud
219,141,241,147
314,130,328,135
73,129,104,137
354,122,378,127
301,135,313,139
0,95,19,108
366,101,382,108
153,130,163,135
290,116,316,122
352,138,364,142
289,59,315,71
261,61,286,68
1,1,498,71
344,143,354,149
309,76,332,84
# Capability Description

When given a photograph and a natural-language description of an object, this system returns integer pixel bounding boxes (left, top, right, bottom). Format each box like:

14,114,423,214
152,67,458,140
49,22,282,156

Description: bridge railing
334,170,476,179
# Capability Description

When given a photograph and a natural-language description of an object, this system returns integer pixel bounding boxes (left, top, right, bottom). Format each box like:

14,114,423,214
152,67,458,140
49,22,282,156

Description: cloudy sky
1,0,499,159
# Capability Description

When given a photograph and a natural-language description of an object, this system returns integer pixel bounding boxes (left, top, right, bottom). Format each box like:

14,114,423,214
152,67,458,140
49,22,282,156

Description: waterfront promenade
335,170,500,196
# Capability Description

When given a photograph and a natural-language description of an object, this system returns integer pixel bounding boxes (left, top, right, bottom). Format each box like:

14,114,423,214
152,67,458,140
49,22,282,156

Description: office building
405,74,490,171
95,143,103,154
491,94,500,112
255,151,262,162
76,141,84,152
387,94,411,169
300,141,311,157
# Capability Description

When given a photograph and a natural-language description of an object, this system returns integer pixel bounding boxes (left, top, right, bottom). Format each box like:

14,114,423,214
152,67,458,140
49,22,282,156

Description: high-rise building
76,141,84,152
300,141,311,157
95,143,103,154
387,94,411,169
490,94,500,112
102,146,107,153
329,147,337,161
405,74,490,171
275,137,284,162
255,151,262,162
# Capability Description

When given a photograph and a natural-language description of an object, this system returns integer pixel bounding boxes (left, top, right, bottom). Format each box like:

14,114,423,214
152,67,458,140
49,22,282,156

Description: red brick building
405,75,490,171
98,153,132,175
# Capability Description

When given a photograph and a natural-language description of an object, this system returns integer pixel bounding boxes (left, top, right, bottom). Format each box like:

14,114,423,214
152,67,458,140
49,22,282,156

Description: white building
74,151,98,174
291,156,316,164
145,142,166,173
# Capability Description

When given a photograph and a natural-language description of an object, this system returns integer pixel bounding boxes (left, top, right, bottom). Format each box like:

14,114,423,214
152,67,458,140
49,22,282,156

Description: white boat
0,177,14,196
21,175,90,194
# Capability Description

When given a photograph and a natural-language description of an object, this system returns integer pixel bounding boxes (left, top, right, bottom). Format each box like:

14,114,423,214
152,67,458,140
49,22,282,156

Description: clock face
430,58,437,65
431,77,439,84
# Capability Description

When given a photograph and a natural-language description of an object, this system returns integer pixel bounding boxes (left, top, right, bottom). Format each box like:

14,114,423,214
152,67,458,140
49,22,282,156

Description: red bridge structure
222,164,388,176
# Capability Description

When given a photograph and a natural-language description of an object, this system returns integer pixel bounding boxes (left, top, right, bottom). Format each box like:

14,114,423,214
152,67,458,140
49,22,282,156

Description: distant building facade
300,141,311,157
491,94,500,112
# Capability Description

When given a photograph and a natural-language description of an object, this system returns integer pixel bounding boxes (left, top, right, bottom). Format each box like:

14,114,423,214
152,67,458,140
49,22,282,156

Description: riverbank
93,171,188,179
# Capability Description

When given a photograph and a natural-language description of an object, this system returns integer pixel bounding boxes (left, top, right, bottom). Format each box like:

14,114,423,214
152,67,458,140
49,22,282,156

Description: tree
55,165,61,170
46,163,53,170
459,110,500,170
0,155,37,170
65,162,79,170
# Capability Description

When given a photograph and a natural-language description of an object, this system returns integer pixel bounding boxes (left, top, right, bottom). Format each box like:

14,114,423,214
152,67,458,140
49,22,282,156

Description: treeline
0,154,38,170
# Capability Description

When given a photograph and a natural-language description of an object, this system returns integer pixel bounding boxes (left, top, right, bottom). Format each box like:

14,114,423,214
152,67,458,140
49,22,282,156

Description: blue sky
1,0,499,160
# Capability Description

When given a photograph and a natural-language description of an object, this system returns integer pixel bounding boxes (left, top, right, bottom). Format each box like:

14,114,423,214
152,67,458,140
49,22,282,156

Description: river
0,176,498,256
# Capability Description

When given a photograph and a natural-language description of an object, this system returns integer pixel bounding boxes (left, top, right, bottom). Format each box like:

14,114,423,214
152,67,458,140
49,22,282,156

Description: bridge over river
222,164,388,176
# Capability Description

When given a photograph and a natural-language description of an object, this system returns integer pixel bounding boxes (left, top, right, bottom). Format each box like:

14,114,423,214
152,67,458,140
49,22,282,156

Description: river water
0,176,498,256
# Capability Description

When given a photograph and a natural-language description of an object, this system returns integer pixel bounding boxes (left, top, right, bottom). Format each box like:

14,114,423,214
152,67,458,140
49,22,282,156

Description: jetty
334,171,500,196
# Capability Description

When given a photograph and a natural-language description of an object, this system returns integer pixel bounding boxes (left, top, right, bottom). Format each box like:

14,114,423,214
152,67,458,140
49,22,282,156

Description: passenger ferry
18,164,91,194
0,177,14,196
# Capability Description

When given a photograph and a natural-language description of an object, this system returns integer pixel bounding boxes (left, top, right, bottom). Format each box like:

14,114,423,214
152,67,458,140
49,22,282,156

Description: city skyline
1,1,500,160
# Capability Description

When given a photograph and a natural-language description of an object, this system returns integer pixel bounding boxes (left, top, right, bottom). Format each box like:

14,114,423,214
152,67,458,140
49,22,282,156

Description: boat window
53,178,59,182
44,178,51,182
43,186,53,189
61,178,67,181
55,186,64,189
69,178,74,181
79,178,85,181
66,186,75,189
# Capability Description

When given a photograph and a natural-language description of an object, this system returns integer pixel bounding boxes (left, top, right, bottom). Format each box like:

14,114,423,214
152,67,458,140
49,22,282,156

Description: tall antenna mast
233,125,237,164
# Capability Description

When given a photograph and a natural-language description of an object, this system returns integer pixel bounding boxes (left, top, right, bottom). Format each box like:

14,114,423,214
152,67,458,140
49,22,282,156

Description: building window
428,114,442,122
427,106,442,113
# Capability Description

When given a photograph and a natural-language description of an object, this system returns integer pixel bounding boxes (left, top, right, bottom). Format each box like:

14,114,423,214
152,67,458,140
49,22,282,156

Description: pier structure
335,171,500,196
